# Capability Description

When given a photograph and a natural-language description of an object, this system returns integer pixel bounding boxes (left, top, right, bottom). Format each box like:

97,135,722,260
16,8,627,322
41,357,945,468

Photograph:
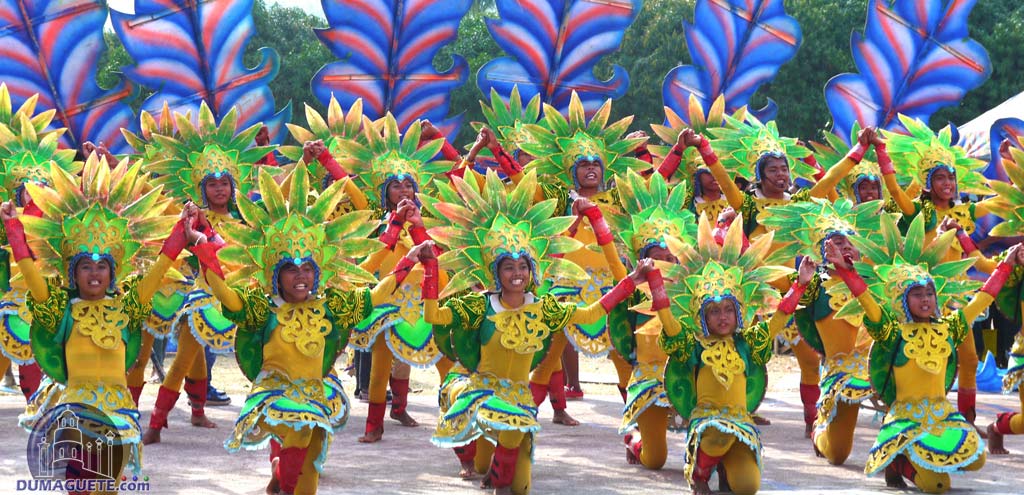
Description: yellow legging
367,337,454,404
472,432,533,494
126,332,155,389
635,406,669,469
793,339,821,386
697,429,760,495
956,330,979,390
609,351,632,391
908,453,985,494
265,423,327,495
163,328,207,392
813,401,859,465
532,333,632,390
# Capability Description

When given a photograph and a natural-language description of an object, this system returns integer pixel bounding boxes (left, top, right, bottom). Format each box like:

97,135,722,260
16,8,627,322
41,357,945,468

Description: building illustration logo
25,402,126,483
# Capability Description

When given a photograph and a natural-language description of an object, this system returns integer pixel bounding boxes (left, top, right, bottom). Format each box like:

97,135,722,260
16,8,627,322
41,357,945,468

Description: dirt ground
1,353,1022,494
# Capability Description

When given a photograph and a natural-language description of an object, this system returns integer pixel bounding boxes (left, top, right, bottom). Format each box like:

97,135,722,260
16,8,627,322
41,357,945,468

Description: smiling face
204,175,234,210
856,178,882,203
905,284,938,322
928,167,956,203
702,299,739,336
759,156,791,196
497,256,531,295
574,159,603,190
278,261,316,303
385,178,416,211
75,258,112,300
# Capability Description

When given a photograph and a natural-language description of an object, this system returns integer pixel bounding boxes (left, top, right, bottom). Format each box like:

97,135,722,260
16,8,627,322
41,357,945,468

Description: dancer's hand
628,258,655,285
824,238,853,271
571,197,596,216
394,198,418,223
406,240,436,263
1006,243,1023,266
869,128,886,147
797,256,817,285
0,201,17,221
680,128,703,148
255,125,271,146
856,127,875,148
420,121,441,140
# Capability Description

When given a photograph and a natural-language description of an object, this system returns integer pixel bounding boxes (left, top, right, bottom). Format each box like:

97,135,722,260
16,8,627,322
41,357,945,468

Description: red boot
689,447,721,493
624,434,643,465
143,386,179,444
454,440,478,478
529,381,548,406
483,444,519,490
549,371,579,426
359,402,386,443
276,446,308,495
799,383,820,437
389,377,419,426
184,378,215,427
267,440,282,494
128,385,144,406
18,363,42,400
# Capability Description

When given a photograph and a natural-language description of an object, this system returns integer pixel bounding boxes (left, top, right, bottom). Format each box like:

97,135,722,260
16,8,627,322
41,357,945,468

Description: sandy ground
1,354,1022,494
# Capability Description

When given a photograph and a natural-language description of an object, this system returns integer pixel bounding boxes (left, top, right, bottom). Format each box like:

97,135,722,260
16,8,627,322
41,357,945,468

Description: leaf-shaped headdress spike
473,86,543,154
215,166,380,295
144,102,273,205
121,103,189,164
333,113,452,212
0,84,58,136
520,91,647,190
609,170,697,266
844,214,978,324
710,114,812,183
661,214,792,335
20,154,177,287
421,170,587,299
0,112,80,204
762,197,884,264
987,139,1024,237
883,114,991,196
662,0,802,123
810,124,883,202
278,96,369,187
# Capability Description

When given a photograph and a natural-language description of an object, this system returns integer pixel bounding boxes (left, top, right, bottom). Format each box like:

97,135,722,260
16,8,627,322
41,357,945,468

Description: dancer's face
517,151,535,166
828,235,861,262
278,262,315,303
703,299,739,336
386,178,416,210
643,246,677,264
75,258,111,301
760,157,791,196
698,172,721,196
574,159,603,190
929,168,956,202
497,257,531,295
856,179,882,203
905,284,937,322
204,176,233,210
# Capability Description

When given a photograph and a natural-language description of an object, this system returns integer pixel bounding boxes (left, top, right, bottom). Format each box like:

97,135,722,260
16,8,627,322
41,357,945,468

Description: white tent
957,91,1024,160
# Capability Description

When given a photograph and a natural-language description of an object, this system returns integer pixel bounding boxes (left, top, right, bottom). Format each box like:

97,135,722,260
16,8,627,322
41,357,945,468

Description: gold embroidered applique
72,299,127,350
822,277,863,327
489,302,551,354
901,322,950,375
753,197,789,227
696,335,745,389
277,301,330,357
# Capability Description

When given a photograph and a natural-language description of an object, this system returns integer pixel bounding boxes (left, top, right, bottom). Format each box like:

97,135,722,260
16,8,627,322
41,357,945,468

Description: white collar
489,292,535,313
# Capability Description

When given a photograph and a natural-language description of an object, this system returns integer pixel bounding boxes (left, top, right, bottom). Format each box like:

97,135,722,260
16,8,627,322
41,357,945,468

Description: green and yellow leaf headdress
215,166,381,295
21,154,177,287
334,113,451,211
882,114,990,196
279,96,369,187
710,114,812,183
520,91,647,190
661,214,792,335
0,84,58,136
422,170,588,298
811,124,884,202
649,95,747,178
845,214,977,323
988,139,1024,237
121,103,186,163
609,169,697,265
762,197,884,263
145,102,273,205
473,86,542,154
0,112,80,204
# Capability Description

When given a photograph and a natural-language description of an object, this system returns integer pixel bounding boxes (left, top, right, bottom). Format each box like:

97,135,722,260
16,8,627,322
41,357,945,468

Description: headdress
661,214,792,336
0,112,80,204
21,154,177,288
520,91,647,190
279,96,369,187
121,103,187,163
608,169,697,265
215,166,380,295
811,124,883,202
473,86,542,155
710,114,813,183
334,113,451,211
0,84,58,135
145,102,273,205
882,114,990,196
987,138,1024,237
843,214,977,323
422,171,588,298
762,197,884,263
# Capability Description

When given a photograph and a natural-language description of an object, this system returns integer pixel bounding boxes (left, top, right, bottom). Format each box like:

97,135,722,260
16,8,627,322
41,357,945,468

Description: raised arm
646,267,682,337
654,131,686,180
417,247,454,325
825,239,882,324
941,217,999,273
963,245,1022,322
765,257,814,336
809,128,872,198
1,204,47,302
685,130,744,209
136,218,189,304
578,201,628,280
569,267,642,325
874,135,915,215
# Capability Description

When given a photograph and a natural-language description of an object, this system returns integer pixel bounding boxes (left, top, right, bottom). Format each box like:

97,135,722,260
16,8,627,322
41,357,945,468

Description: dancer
647,214,811,495
189,165,388,495
11,154,184,484
418,170,645,494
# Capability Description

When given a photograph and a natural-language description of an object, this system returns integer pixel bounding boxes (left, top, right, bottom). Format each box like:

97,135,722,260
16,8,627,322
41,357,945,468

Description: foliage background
96,0,1024,146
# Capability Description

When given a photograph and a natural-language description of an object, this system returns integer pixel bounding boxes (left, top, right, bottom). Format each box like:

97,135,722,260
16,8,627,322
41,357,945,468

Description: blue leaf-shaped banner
311,0,470,139
985,118,1024,183
478,0,640,116
825,0,991,145
662,0,801,124
111,0,290,143
0,0,136,152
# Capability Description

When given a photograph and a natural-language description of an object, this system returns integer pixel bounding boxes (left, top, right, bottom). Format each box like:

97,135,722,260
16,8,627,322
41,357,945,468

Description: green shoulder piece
530,328,554,370
28,278,70,384
531,294,576,369
539,180,570,215
0,249,10,292
664,349,697,419
995,265,1023,326
608,291,643,366
447,292,487,372
869,331,901,406
321,324,342,378
325,287,372,333
222,287,273,383
735,328,770,413
746,363,768,413
793,309,823,354
120,276,150,371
